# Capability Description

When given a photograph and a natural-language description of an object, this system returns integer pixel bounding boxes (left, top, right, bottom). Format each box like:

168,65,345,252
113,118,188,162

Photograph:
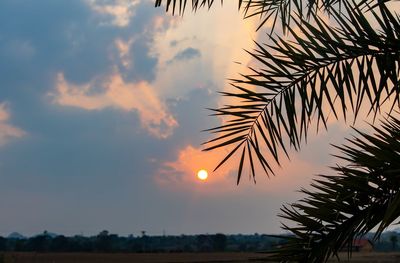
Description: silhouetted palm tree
156,0,400,261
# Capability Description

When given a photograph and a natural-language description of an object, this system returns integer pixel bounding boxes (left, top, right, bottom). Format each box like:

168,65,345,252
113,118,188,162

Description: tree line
1,231,399,253
0,231,284,253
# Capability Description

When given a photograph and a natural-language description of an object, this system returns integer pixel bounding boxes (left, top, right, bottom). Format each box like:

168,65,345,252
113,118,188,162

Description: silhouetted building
342,238,374,252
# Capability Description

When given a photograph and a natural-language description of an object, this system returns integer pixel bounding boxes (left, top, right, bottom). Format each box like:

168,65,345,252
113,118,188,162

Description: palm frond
205,1,400,183
268,114,400,262
154,0,380,31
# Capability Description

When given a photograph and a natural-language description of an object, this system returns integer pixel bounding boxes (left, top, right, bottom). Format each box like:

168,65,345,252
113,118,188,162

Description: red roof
352,239,372,247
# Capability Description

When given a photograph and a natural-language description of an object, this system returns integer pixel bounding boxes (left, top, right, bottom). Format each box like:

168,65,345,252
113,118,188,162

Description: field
1,252,400,262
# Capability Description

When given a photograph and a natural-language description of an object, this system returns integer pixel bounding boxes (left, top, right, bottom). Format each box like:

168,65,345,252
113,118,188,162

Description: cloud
115,38,133,68
113,35,158,82
0,103,26,146
149,2,259,100
51,72,178,139
86,0,140,27
156,139,325,195
167,47,201,64
155,144,238,193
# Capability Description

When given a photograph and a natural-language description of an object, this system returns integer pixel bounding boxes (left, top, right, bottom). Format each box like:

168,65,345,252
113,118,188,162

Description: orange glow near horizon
197,169,208,181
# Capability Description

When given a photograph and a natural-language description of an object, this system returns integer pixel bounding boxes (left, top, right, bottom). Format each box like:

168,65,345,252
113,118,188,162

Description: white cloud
51,72,178,139
150,1,259,99
86,0,141,27
0,103,26,146
115,38,134,68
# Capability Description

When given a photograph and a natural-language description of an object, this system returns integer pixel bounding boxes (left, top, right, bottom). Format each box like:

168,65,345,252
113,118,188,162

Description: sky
0,0,370,237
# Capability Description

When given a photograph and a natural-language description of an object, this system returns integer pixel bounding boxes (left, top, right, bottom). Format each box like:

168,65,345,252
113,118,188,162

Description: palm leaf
204,1,400,182
268,114,400,262
154,0,378,31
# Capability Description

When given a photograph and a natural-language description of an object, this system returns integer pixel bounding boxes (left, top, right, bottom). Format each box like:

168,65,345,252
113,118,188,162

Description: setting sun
197,169,208,181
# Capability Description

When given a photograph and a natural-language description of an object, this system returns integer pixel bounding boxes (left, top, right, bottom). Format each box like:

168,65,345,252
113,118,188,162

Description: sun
197,169,208,181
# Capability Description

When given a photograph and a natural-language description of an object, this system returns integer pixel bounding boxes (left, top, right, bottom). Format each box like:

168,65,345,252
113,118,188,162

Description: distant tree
238,243,247,252
390,235,398,251
13,239,26,251
140,232,151,252
196,234,210,252
98,230,109,236
128,238,143,253
95,230,112,252
0,237,5,251
68,235,92,252
50,235,69,252
28,234,50,252
211,233,227,251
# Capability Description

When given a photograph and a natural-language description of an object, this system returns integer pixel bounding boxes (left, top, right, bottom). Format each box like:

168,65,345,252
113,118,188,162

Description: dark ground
1,252,400,263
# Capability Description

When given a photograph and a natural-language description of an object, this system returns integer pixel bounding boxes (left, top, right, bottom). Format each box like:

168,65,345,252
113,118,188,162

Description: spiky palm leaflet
204,2,400,183
154,0,378,31
268,115,400,262
156,0,400,182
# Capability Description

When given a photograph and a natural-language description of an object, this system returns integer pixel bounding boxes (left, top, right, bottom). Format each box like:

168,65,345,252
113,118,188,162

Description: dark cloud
167,47,201,64
123,37,158,82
